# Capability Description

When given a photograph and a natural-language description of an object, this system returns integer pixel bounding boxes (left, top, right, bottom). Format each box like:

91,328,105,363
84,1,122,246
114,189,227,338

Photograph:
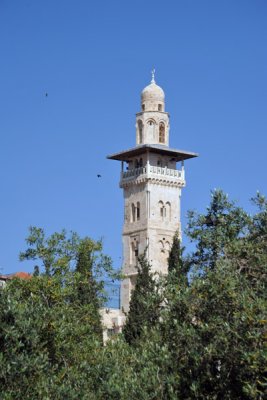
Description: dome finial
151,68,156,84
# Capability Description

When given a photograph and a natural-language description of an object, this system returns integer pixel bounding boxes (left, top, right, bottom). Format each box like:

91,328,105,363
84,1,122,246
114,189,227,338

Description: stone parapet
120,165,185,188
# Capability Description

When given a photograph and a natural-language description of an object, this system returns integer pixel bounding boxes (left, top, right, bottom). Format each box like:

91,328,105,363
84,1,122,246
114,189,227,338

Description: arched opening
159,122,165,143
159,201,165,218
166,202,171,221
131,203,135,222
136,202,140,220
138,120,143,144
147,119,155,141
134,241,139,263
158,104,162,111
142,104,145,111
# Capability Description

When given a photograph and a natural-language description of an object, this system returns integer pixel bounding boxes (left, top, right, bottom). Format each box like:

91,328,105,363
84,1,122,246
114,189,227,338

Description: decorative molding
120,177,186,189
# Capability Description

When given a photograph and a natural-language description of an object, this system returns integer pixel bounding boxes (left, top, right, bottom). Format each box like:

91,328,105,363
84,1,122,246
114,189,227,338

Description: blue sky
0,0,266,275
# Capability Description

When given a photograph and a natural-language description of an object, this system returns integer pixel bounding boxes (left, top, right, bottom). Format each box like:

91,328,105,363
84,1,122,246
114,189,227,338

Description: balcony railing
121,165,184,182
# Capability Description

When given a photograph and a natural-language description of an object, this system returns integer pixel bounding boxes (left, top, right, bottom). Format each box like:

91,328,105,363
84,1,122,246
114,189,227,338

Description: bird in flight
97,174,102,178
45,93,48,97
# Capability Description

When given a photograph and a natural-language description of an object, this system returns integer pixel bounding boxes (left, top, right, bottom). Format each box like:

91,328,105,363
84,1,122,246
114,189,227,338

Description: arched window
138,120,143,144
159,122,165,143
158,104,162,111
159,201,165,218
142,104,145,111
166,202,171,221
147,119,155,141
134,241,139,262
131,203,135,222
136,202,140,220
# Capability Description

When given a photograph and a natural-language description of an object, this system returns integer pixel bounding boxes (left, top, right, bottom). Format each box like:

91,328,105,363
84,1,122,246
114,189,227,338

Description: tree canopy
1,192,266,399
186,189,250,271
123,254,162,345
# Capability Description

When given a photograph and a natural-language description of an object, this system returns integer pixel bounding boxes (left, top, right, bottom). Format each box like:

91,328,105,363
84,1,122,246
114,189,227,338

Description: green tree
186,189,249,271
123,254,162,345
157,192,267,399
0,229,115,399
0,273,104,399
1,194,266,399
226,192,267,291
73,238,104,341
19,226,81,276
158,258,266,399
168,232,189,285
19,226,114,282
75,238,102,304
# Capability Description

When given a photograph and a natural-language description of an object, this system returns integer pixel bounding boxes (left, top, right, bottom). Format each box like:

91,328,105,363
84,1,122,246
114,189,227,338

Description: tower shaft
107,74,197,312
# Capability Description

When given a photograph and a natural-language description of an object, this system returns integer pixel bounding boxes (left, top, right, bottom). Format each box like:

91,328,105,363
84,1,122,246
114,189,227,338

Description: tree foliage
123,254,162,345
19,226,81,276
168,231,188,285
1,193,266,399
186,189,249,271
0,228,113,399
74,238,103,341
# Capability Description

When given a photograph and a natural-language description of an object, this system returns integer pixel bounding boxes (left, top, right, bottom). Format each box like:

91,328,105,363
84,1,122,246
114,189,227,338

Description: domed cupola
136,70,169,146
141,70,165,112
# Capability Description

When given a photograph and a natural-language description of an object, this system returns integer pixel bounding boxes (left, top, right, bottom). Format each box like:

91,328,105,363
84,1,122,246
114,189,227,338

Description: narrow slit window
133,241,139,264
131,203,135,222
136,202,140,220
138,120,143,144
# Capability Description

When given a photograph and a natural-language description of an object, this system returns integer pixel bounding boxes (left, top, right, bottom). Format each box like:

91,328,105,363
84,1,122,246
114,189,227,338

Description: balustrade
121,165,184,181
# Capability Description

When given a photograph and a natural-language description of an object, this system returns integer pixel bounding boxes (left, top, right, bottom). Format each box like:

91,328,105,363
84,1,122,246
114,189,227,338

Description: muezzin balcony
107,143,197,188
120,163,185,188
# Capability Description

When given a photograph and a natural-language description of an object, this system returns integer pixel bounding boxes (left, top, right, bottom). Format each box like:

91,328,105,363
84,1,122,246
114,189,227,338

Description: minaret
107,72,197,312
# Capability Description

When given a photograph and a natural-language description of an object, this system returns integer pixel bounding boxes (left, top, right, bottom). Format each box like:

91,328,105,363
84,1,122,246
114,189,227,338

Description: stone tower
107,73,197,312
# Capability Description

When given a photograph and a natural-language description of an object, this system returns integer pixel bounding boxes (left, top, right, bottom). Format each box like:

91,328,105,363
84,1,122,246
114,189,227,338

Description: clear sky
0,0,266,275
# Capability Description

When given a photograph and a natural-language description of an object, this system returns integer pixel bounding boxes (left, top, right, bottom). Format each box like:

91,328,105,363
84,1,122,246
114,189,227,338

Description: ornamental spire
151,68,155,84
